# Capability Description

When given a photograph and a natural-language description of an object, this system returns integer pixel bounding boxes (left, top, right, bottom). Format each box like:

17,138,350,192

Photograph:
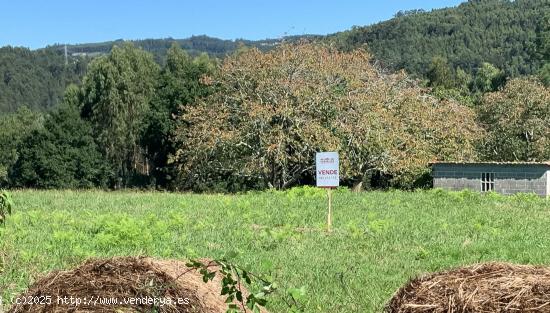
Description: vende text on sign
315,152,339,187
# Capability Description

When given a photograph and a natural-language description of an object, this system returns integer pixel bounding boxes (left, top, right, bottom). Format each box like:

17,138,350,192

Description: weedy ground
0,187,549,312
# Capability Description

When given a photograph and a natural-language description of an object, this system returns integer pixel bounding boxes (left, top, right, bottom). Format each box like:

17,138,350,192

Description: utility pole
64,44,68,66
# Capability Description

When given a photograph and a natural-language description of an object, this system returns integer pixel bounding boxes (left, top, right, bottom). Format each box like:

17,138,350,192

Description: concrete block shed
431,162,550,197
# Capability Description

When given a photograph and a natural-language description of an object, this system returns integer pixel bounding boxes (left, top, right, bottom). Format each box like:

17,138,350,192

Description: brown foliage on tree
479,77,550,161
174,44,482,189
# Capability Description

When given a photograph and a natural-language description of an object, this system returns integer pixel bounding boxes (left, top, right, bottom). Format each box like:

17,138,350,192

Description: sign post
327,187,333,231
316,152,339,232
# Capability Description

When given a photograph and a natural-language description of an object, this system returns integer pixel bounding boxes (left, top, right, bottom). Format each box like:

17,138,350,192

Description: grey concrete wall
432,164,550,197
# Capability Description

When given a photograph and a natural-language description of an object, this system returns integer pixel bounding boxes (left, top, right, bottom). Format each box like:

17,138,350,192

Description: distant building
71,52,104,57
431,162,550,197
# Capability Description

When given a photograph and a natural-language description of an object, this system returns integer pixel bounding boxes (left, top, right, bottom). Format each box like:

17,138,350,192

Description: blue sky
0,0,465,49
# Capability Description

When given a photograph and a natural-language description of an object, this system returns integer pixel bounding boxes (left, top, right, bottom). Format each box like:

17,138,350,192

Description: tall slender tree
141,44,214,187
81,43,159,186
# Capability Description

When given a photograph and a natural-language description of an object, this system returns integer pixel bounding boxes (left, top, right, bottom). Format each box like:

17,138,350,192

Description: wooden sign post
315,152,339,232
327,187,333,231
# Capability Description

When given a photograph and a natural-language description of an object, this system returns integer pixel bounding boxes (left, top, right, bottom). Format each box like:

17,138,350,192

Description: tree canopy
174,44,482,190
478,77,550,161
81,43,160,186
1,0,547,114
141,44,215,187
0,46,86,113
9,86,111,188
0,0,547,191
0,107,43,185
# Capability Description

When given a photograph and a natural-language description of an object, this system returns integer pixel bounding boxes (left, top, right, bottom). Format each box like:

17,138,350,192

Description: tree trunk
351,180,363,192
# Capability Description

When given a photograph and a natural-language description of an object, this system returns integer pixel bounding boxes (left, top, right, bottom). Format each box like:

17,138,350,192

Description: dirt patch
386,262,550,312
8,257,264,313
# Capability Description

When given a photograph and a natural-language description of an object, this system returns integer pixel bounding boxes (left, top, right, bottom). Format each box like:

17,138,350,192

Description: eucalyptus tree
141,43,214,187
81,43,160,186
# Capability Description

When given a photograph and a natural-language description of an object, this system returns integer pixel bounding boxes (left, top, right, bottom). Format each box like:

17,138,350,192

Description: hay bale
386,262,550,313
8,257,265,313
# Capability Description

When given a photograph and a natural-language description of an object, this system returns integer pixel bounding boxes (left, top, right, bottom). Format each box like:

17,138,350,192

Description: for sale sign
316,152,339,187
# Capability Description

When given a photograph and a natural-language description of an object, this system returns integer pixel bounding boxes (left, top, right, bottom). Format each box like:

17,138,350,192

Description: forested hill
0,35,318,113
331,0,549,77
1,0,548,113
0,47,87,113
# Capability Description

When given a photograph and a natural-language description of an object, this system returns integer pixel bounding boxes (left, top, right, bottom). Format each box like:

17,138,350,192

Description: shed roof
430,161,550,166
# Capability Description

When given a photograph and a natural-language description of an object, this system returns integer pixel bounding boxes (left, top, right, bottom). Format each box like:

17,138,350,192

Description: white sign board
316,152,339,187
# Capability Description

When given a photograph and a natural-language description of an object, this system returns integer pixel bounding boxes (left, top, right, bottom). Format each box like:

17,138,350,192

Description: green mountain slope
331,0,548,77
0,47,86,113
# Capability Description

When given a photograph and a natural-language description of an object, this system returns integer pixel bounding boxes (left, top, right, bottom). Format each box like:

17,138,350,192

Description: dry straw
386,262,550,312
8,256,263,313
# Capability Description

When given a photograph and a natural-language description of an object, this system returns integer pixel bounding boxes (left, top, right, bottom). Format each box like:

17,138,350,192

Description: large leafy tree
0,107,43,185
9,85,112,188
479,77,550,161
175,44,482,190
141,44,214,187
81,43,159,186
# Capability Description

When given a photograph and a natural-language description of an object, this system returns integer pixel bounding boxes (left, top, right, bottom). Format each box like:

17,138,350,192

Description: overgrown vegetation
1,188,549,312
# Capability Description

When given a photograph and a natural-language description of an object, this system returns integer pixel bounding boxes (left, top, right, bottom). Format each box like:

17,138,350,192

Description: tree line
0,42,548,191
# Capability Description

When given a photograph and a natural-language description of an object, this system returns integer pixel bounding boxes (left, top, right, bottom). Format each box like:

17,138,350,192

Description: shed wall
432,164,549,197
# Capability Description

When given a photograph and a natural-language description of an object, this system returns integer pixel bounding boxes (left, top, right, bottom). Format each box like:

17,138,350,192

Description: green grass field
1,188,549,312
